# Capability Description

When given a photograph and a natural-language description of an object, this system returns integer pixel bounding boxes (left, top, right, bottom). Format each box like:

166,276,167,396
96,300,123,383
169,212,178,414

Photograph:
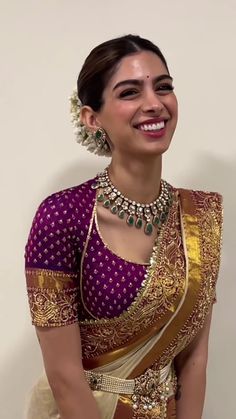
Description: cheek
167,94,178,117
170,94,178,116
108,102,137,122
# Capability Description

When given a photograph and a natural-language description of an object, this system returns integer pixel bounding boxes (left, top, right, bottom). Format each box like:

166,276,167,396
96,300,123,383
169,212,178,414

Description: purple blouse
25,178,147,321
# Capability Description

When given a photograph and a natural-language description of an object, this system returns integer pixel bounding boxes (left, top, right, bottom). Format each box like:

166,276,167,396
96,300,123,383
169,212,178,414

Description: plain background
1,1,235,418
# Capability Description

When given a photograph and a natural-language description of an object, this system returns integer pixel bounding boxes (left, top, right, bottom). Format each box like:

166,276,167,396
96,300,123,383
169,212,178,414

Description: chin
141,137,172,156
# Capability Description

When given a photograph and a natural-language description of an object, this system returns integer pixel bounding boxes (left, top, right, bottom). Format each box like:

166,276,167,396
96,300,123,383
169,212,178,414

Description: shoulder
28,176,97,241
37,177,96,215
177,186,223,212
177,186,223,231
191,189,222,209
29,176,97,241
25,177,96,270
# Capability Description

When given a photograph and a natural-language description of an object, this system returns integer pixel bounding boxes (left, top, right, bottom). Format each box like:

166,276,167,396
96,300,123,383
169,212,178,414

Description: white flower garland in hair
69,90,111,157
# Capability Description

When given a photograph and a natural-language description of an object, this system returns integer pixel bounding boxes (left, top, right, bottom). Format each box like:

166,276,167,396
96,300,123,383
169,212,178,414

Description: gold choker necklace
92,168,173,235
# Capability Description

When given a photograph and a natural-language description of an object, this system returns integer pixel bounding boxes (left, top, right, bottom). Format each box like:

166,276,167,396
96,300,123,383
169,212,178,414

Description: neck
108,154,162,204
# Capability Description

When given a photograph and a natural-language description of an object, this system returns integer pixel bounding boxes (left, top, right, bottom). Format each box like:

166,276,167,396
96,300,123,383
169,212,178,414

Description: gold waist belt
85,364,177,414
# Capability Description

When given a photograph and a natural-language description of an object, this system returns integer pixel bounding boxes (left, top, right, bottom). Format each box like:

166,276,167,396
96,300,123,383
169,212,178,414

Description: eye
119,89,139,98
156,83,174,95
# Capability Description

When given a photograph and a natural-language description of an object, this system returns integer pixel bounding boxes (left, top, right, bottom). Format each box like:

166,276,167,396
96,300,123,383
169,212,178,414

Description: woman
25,35,223,419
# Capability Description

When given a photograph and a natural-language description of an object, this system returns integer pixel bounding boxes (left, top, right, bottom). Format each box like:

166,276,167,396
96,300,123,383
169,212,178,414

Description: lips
133,117,169,139
134,118,168,133
135,117,168,130
139,121,165,131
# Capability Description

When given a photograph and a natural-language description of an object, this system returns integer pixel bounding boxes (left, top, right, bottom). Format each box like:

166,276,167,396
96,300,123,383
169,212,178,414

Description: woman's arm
36,323,101,419
174,308,213,419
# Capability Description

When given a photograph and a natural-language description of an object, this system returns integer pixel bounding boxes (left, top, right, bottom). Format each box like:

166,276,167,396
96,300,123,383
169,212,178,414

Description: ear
80,106,102,131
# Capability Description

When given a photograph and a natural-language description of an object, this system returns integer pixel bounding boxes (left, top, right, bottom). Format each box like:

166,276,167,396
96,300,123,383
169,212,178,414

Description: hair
77,34,169,112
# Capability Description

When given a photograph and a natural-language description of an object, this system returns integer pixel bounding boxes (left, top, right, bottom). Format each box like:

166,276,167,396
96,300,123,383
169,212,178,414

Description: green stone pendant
94,168,173,237
127,215,135,226
103,199,110,208
145,222,153,235
110,205,118,214
152,215,160,227
135,218,143,229
118,209,125,219
97,193,104,202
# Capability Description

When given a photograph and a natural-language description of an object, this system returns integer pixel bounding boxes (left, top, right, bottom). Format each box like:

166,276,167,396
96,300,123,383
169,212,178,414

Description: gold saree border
128,189,201,378
85,190,201,372
82,192,186,369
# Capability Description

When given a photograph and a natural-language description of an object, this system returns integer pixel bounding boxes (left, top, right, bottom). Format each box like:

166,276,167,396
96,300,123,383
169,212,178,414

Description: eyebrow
113,74,173,91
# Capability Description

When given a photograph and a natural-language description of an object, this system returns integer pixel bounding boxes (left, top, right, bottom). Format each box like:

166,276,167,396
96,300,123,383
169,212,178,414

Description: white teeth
139,121,165,131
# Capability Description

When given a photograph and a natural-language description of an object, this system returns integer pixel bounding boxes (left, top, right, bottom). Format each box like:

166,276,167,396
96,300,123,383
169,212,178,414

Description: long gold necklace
91,168,173,235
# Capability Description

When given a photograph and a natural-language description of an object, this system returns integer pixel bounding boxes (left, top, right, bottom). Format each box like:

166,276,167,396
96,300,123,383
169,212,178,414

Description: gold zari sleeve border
26,268,79,327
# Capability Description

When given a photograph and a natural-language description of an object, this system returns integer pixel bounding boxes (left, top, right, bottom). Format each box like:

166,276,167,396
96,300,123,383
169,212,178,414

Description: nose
141,90,164,114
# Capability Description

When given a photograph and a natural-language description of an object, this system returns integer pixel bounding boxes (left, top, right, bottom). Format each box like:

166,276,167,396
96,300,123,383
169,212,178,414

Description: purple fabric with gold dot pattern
25,178,147,321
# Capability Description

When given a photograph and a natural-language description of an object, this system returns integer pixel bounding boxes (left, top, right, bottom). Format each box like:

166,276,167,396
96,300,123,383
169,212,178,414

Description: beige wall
1,1,235,418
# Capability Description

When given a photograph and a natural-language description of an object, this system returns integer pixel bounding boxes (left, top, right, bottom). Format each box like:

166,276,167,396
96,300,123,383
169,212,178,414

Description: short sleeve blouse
25,178,148,326
25,180,95,327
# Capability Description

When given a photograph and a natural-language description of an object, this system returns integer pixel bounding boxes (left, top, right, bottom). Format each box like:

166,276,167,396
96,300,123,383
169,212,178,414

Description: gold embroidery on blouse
27,287,79,327
26,269,79,327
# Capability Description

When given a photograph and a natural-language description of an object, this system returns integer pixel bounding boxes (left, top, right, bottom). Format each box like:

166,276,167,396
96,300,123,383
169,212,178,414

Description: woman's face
96,50,178,158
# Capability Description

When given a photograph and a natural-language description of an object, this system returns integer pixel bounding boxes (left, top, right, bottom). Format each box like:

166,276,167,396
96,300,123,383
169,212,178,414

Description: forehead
107,51,168,87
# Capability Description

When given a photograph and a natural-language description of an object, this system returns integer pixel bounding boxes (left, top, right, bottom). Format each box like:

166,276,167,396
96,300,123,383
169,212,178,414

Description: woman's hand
174,308,213,419
36,323,101,419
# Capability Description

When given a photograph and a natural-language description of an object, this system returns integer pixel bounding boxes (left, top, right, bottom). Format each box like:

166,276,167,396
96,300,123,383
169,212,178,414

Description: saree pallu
80,188,222,418
25,187,223,419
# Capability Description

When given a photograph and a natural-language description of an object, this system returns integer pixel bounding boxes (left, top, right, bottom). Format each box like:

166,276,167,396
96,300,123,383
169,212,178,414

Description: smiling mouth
138,121,165,132
135,121,166,132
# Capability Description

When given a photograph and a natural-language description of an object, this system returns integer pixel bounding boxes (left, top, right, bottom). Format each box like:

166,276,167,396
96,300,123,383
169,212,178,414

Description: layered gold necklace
92,168,173,235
